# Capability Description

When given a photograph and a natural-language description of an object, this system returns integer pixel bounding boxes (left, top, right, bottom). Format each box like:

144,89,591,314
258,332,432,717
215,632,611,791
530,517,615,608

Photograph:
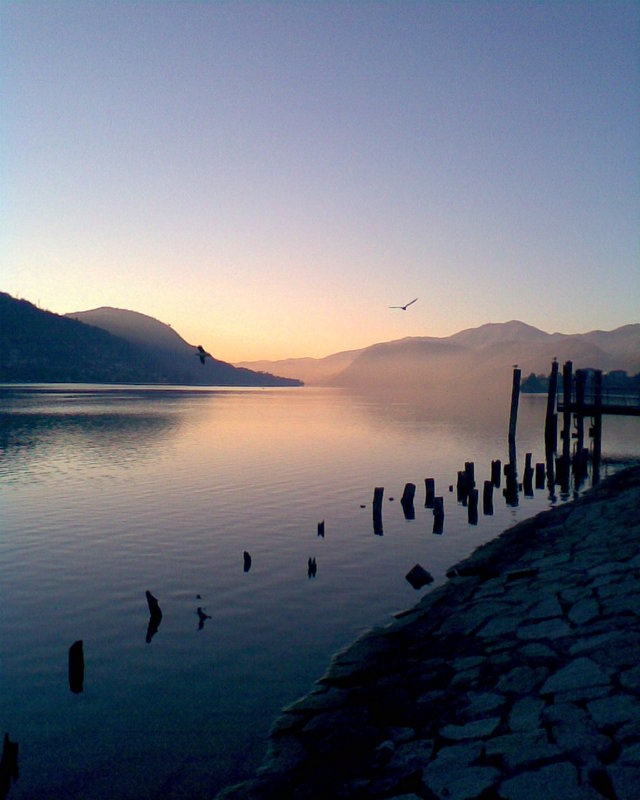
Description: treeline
521,370,640,394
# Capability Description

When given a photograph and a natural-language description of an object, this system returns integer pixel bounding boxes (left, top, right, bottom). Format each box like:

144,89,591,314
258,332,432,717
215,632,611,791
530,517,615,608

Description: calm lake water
1,384,638,799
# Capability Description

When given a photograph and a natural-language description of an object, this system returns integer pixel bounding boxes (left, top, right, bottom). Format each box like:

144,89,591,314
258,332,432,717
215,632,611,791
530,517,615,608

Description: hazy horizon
4,2,639,360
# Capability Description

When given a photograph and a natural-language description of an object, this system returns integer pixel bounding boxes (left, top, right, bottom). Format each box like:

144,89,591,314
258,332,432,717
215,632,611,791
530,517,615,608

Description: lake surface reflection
1,385,638,799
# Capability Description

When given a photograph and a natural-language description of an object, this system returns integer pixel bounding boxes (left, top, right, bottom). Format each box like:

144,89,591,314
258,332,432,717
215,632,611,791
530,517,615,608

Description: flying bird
389,297,418,311
196,345,212,364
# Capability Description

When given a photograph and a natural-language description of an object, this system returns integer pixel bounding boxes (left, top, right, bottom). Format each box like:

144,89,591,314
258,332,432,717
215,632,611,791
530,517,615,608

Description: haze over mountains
237,321,640,388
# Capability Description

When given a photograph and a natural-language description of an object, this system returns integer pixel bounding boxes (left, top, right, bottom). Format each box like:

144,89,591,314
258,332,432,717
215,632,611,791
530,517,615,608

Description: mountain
64,307,301,386
234,320,640,415
0,293,300,386
235,347,365,385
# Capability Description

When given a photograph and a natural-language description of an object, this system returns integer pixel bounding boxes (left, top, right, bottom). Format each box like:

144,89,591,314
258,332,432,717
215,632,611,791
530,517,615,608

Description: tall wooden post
592,370,603,483
575,369,586,457
545,359,559,453
561,361,573,464
508,367,521,466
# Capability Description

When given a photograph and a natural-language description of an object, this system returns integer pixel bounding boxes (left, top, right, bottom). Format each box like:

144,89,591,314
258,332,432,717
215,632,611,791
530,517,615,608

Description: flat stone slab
541,657,611,694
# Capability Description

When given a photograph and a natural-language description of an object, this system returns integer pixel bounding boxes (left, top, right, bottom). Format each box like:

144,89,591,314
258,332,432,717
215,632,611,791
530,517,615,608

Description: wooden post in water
424,478,435,508
432,496,444,535
491,459,501,487
467,488,478,525
523,453,534,496
483,480,494,515
545,359,559,454
535,462,545,490
373,487,384,535
575,369,586,459
561,361,573,465
508,367,521,465
401,482,416,520
592,370,603,483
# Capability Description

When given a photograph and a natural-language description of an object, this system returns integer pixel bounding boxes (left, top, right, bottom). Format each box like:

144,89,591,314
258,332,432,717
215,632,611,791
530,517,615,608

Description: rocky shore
217,465,640,800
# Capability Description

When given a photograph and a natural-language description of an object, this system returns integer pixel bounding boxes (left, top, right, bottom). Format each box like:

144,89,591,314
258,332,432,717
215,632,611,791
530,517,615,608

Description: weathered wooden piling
508,367,521,464
591,369,603,482
467,488,478,525
433,496,444,517
464,462,475,488
432,514,444,535
535,462,545,489
503,462,518,506
575,369,587,455
491,459,501,487
145,590,163,644
424,478,435,508
523,453,534,496
456,470,468,504
401,482,416,520
545,358,559,453
373,487,384,535
317,520,325,537
68,640,84,694
561,361,573,463
483,480,494,515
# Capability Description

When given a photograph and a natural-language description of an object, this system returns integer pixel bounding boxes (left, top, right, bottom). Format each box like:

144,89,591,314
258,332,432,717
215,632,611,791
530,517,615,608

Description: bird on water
389,297,418,311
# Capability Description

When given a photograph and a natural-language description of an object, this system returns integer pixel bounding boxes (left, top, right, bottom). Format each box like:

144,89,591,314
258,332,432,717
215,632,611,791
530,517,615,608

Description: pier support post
373,487,384,535
424,478,435,508
508,367,521,465
545,359,559,454
592,370,603,483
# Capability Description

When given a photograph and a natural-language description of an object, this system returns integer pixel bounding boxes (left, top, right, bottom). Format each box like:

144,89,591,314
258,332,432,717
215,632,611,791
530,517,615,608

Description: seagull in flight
389,297,418,311
196,345,212,365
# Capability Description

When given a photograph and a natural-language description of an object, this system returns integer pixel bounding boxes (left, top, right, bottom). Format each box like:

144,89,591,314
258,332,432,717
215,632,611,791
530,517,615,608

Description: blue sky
3,1,639,360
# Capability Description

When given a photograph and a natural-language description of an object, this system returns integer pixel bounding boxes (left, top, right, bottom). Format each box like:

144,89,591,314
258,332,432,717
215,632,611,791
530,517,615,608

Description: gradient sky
3,1,639,361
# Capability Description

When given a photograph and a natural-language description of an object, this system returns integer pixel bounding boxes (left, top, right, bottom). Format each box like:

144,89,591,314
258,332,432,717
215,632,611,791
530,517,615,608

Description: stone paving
217,466,640,800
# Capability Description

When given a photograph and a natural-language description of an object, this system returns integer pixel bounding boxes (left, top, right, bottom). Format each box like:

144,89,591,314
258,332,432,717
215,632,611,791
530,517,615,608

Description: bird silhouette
389,297,418,311
196,345,212,365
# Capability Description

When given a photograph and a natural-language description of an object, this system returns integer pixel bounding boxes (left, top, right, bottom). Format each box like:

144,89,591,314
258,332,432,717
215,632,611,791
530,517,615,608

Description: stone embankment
218,466,640,800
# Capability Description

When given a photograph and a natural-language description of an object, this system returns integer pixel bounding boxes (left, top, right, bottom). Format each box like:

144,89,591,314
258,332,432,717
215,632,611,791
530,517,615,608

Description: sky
3,1,639,361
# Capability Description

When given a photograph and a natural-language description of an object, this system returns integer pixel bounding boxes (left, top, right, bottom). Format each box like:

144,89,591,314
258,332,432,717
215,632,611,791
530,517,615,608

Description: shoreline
217,464,640,800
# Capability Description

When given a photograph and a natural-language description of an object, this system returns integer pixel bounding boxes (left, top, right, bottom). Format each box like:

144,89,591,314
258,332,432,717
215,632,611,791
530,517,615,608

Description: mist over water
1,385,638,799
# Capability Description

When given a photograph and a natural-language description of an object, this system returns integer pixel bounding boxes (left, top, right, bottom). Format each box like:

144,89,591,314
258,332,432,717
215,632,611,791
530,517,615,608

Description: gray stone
568,598,600,625
541,657,610,694
422,765,500,800
386,739,434,773
484,730,561,770
520,642,557,660
528,595,563,619
508,696,546,731
619,742,640,764
476,615,522,639
620,666,640,692
499,761,600,799
569,630,627,655
607,765,640,800
465,692,505,716
496,665,548,694
452,655,486,671
587,694,640,727
517,618,572,640
441,717,500,740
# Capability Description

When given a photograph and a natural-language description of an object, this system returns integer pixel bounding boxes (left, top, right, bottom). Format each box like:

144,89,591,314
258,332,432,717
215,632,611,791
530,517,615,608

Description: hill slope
0,294,300,386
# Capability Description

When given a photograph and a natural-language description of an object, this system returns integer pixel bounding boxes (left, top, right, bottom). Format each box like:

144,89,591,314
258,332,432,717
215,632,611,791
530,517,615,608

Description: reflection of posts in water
68,640,84,694
0,733,19,800
483,480,494,516
424,478,435,508
373,487,384,535
401,482,416,520
145,590,163,643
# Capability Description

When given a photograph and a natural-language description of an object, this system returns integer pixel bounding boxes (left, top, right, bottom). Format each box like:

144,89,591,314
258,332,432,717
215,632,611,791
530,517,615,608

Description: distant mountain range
237,320,640,406
0,293,301,386
2,292,637,396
